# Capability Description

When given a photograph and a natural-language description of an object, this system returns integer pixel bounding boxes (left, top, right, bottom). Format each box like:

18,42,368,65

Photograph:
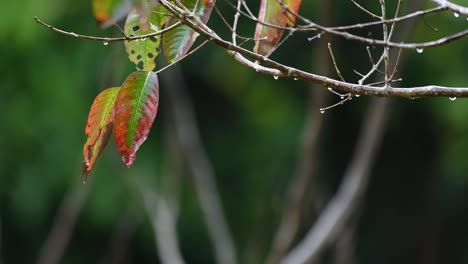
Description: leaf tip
122,153,136,168
81,160,91,178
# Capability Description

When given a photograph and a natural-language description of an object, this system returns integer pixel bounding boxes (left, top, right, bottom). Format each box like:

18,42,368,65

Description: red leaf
82,87,120,177
113,71,159,167
254,0,302,56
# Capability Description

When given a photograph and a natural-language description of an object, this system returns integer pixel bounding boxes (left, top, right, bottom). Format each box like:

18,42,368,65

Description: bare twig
432,0,468,15
34,16,182,43
161,66,237,264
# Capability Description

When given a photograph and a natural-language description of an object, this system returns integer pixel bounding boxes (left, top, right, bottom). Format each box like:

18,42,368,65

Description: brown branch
159,0,468,98
161,66,237,264
34,16,182,43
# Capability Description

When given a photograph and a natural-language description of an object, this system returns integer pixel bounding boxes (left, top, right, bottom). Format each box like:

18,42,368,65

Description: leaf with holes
254,0,302,56
114,71,159,167
92,0,133,27
163,0,214,63
124,3,168,71
82,87,120,177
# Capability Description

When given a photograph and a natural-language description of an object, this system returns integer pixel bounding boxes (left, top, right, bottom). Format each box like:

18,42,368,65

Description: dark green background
2,1,468,263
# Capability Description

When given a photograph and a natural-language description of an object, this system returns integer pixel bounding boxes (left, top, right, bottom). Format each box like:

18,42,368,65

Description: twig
34,16,182,43
155,40,210,74
281,97,391,264
161,66,237,264
350,0,381,19
432,0,468,15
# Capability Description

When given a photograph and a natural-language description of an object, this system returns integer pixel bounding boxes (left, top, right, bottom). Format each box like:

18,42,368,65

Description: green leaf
82,87,120,177
113,71,159,167
163,0,214,63
92,0,132,27
124,3,168,71
253,0,302,56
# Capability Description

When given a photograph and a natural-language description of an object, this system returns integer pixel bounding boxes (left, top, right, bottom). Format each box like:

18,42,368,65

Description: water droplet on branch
454,12,460,17
416,48,424,53
449,97,457,101
103,41,109,46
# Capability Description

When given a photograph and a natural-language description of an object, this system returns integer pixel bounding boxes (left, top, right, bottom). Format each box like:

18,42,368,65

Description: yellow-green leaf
82,87,120,177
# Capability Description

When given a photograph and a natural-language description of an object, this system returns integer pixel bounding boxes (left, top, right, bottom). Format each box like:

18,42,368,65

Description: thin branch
34,16,182,43
155,40,209,74
432,0,468,15
281,97,391,264
350,0,381,19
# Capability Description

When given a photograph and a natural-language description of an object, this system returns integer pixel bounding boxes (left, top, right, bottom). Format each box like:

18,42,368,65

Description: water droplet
293,78,298,81
320,108,325,114
317,34,321,39
103,41,109,46
273,75,279,80
454,12,460,17
355,94,361,97
416,48,424,53
340,96,345,99
449,97,457,101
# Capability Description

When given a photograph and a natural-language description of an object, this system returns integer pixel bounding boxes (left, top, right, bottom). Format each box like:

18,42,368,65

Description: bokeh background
2,0,468,263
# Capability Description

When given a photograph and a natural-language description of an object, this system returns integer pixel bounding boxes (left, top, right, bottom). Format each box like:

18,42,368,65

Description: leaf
124,3,168,71
163,0,214,63
113,71,159,167
82,87,120,177
253,0,302,56
92,0,135,27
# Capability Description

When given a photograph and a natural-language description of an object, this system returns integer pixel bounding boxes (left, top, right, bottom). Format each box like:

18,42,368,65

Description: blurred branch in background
36,178,92,264
161,66,237,264
139,184,185,264
282,97,391,264
265,0,335,262
98,213,138,264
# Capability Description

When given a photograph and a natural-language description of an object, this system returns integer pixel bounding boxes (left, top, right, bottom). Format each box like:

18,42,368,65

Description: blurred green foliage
2,0,468,264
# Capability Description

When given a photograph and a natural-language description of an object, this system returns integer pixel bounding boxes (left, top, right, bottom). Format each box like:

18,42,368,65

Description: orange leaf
82,87,120,177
